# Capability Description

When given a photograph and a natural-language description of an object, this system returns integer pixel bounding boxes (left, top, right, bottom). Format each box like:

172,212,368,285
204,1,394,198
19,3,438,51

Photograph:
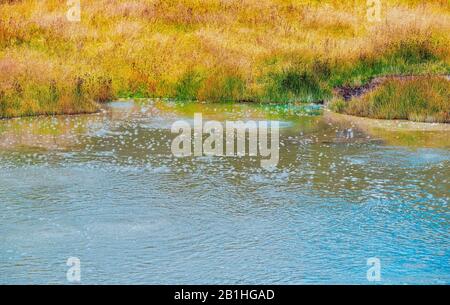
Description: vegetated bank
329,75,449,123
0,0,449,119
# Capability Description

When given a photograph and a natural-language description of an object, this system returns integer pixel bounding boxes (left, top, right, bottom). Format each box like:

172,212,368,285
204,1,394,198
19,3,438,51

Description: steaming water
0,100,448,284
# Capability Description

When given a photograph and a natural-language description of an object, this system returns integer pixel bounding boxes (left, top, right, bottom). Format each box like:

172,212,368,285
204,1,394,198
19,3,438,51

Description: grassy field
0,0,449,118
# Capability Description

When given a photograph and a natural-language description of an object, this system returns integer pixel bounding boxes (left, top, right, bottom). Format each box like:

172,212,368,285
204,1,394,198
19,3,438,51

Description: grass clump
341,77,449,123
175,71,204,101
328,97,347,113
264,68,331,103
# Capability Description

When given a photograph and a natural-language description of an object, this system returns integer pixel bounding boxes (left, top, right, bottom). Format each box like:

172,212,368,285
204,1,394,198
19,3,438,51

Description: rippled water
0,100,449,284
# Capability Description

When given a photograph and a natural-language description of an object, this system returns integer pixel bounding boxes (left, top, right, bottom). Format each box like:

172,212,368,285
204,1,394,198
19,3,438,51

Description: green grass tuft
264,69,331,103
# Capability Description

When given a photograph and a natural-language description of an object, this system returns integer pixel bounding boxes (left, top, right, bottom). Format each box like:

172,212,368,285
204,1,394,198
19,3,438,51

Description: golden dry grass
0,0,449,117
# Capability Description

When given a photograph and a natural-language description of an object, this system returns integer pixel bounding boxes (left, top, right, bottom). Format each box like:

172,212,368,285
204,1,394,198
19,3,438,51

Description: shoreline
1,73,449,129
0,108,103,121
0,98,449,130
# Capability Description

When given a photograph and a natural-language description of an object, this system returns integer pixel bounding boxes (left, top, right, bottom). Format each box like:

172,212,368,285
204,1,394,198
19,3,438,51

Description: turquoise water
0,100,448,284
